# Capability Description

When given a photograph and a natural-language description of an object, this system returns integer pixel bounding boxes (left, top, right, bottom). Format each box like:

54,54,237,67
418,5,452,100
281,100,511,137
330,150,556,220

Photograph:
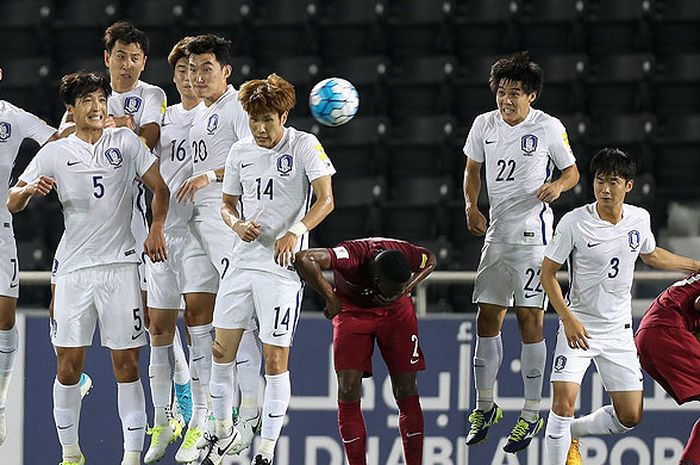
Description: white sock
173,327,190,386
237,330,262,420
521,340,546,422
571,404,633,437
261,371,291,444
232,363,240,413
210,361,234,437
188,345,208,429
53,379,81,459
149,344,173,426
473,333,502,411
188,324,213,392
121,449,141,465
544,411,572,465
118,380,147,452
0,326,19,410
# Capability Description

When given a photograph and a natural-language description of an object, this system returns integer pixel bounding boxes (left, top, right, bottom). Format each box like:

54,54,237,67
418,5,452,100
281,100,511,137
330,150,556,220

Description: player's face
173,57,196,100
188,53,231,100
496,79,535,126
69,89,108,131
0,68,3,81
249,111,288,148
104,41,147,90
593,172,634,206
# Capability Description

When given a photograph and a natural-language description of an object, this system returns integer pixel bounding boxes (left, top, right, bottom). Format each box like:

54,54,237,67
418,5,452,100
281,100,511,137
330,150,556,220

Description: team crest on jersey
0,122,11,141
105,147,123,168
207,114,219,135
521,134,538,155
123,96,142,115
276,154,293,176
554,355,567,373
628,230,641,251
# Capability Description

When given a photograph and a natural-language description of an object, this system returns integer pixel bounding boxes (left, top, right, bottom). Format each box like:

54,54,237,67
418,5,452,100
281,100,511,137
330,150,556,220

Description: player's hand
175,173,210,203
466,206,488,236
25,176,55,197
274,232,299,267
232,220,261,242
104,116,117,128
536,182,564,203
562,315,591,350
144,226,168,262
323,294,343,320
112,115,137,131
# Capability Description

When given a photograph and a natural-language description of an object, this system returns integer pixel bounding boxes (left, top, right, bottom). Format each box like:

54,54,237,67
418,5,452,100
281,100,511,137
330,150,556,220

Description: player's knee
617,408,642,428
264,355,287,375
337,380,362,402
551,397,576,417
211,339,227,361
393,381,418,400
56,359,82,385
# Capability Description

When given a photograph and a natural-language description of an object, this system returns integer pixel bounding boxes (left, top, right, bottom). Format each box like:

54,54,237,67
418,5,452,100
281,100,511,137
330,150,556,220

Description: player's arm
295,248,342,319
176,167,225,203
220,193,261,242
138,122,160,151
7,177,55,213
274,174,334,267
640,247,700,274
541,257,591,350
140,162,169,262
536,164,580,203
403,248,437,294
463,157,487,236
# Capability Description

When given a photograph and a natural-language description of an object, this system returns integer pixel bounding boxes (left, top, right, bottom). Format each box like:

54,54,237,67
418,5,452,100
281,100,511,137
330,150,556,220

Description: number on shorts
608,257,620,278
411,334,420,359
133,308,143,332
220,257,230,278
273,306,290,331
524,268,543,293
9,258,17,282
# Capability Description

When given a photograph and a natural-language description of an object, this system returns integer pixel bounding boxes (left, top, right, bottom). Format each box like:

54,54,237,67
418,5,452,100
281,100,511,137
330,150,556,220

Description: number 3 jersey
463,108,576,245
223,127,336,279
19,128,156,276
545,202,655,336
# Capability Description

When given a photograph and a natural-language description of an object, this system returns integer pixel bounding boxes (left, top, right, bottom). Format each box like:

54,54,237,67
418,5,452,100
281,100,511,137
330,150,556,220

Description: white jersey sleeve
640,209,656,254
544,117,576,170
15,106,56,145
230,97,252,141
129,134,157,177
545,213,576,265
19,146,54,184
299,133,336,181
140,86,167,126
462,114,486,163
222,143,243,196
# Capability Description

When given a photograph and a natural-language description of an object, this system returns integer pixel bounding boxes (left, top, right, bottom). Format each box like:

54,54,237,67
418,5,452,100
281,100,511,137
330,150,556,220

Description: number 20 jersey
463,109,576,245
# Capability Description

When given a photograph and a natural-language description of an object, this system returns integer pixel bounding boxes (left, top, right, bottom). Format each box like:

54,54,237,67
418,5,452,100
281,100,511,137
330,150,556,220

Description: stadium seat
453,0,520,57
654,0,700,53
317,116,390,177
249,0,320,62
558,113,590,147
230,56,256,87
453,54,500,122
317,0,387,59
52,1,122,61
384,0,455,57
584,0,653,54
387,115,457,177
520,0,586,53
185,0,253,54
625,172,656,211
653,115,700,199
387,55,456,117
388,176,452,207
653,54,700,116
534,54,587,113
0,1,52,58
588,113,656,173
333,177,386,208
324,55,389,115
58,57,106,79
665,201,700,237
261,56,322,117
587,54,655,116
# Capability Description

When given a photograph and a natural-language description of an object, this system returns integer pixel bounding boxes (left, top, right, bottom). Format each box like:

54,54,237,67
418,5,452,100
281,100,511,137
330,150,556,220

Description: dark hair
186,34,232,66
104,21,149,55
168,36,194,69
489,51,543,96
239,74,296,116
589,147,636,181
59,72,112,106
375,250,412,285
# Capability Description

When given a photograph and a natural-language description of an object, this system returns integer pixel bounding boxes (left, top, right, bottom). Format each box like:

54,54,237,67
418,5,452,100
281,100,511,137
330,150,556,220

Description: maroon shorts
332,299,426,377
636,326,700,404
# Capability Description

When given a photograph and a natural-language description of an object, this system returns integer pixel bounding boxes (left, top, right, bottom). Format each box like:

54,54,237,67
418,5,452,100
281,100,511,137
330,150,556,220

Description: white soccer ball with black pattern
309,78,359,127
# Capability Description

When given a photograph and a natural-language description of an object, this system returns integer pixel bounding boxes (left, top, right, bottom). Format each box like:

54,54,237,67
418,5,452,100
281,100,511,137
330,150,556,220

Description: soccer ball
309,78,359,127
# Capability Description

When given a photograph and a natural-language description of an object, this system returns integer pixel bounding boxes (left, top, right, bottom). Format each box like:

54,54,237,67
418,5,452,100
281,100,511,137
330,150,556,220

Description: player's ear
280,111,288,126
103,50,111,68
528,92,537,104
142,55,148,68
222,64,232,80
625,179,634,193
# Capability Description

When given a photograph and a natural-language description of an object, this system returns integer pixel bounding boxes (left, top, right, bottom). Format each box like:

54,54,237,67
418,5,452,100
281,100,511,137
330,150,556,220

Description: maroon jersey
328,238,432,309
638,272,700,331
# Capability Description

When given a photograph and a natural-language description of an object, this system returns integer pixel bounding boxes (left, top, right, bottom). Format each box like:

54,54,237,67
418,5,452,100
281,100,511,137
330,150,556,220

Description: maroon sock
338,400,367,465
397,394,424,465
682,420,700,464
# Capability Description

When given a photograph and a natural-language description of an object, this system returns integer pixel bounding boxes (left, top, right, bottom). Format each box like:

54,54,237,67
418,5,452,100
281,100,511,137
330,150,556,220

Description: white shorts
52,263,147,350
213,268,302,347
0,229,19,299
190,218,236,280
147,232,219,309
473,242,548,309
550,322,643,391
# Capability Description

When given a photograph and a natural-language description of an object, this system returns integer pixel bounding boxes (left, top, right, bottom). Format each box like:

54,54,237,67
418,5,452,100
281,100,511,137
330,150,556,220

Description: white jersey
189,85,251,220
0,100,56,225
545,202,656,336
20,128,156,275
463,108,576,245
156,103,200,234
223,127,335,279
